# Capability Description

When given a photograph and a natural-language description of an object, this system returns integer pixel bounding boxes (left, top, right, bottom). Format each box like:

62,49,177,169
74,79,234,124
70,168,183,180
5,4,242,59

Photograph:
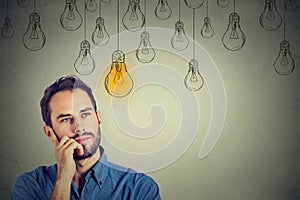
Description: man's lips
75,136,91,144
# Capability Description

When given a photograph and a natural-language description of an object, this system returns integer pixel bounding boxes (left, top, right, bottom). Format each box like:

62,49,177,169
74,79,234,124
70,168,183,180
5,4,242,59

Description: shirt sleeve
11,173,49,200
133,174,161,200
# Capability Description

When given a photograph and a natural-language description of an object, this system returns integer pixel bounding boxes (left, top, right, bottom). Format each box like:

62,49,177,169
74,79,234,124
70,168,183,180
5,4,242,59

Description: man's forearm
49,178,71,200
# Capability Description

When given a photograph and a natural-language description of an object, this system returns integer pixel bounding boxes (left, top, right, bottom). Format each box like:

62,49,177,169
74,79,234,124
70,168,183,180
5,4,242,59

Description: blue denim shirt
11,148,160,200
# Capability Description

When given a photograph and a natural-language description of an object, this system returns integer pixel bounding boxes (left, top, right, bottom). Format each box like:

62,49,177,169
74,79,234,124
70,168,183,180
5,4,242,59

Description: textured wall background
0,0,299,199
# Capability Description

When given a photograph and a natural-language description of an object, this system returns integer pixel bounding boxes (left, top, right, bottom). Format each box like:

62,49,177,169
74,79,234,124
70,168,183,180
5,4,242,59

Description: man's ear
96,111,102,125
43,125,55,141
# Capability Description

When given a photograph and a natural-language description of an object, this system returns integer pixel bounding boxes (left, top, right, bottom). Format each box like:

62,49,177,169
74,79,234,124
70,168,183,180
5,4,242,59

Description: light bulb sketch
17,0,31,8
22,12,46,51
86,0,98,12
1,17,14,38
184,59,204,91
184,0,204,9
222,12,245,51
60,0,83,31
136,31,156,63
92,17,110,46
122,0,145,31
201,17,214,38
105,50,134,98
259,0,282,31
285,0,297,12
74,40,96,75
274,41,295,76
171,21,189,51
154,0,172,20
217,0,230,8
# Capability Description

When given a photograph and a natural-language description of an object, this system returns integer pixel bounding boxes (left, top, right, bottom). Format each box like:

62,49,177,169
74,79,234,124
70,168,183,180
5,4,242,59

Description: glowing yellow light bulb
105,50,134,97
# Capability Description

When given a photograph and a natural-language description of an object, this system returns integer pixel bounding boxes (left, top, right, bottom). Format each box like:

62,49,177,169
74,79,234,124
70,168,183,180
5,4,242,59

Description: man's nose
73,118,85,133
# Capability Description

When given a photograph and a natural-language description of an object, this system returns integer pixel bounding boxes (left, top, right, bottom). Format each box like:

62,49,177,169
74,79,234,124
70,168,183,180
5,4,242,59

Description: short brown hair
40,76,97,126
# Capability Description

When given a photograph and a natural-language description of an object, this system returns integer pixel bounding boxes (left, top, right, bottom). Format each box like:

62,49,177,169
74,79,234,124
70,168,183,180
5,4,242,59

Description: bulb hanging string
192,8,195,59
144,0,146,30
6,0,8,17
99,0,102,17
233,0,235,12
283,1,286,40
178,0,181,21
84,0,87,40
205,0,208,17
34,0,37,12
117,0,120,50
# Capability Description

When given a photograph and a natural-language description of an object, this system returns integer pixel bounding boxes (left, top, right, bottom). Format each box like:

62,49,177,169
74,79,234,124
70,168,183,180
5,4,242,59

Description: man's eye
61,118,72,123
82,113,91,118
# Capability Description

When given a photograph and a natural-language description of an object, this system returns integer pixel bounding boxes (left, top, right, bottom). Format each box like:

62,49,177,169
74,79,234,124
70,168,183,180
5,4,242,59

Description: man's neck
73,148,101,192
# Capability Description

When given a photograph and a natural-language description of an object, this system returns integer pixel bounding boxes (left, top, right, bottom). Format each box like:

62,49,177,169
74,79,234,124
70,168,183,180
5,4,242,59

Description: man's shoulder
16,164,57,184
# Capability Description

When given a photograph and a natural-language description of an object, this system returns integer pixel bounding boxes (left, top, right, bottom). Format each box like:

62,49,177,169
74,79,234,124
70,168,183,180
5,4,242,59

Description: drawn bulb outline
136,31,156,63
184,59,204,91
1,17,15,38
122,0,145,31
171,21,189,51
60,0,83,31
105,50,134,98
274,40,295,75
86,0,98,12
222,12,246,51
17,0,31,8
154,0,172,20
201,16,214,39
22,12,46,51
184,0,204,9
217,0,230,8
74,40,96,75
259,0,282,31
285,0,297,12
92,17,110,46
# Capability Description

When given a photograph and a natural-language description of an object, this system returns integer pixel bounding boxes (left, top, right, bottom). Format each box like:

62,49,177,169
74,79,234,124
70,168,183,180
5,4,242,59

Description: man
11,76,160,200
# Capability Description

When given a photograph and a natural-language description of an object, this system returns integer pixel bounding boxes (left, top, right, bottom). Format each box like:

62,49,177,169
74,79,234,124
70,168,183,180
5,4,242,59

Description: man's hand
49,135,84,200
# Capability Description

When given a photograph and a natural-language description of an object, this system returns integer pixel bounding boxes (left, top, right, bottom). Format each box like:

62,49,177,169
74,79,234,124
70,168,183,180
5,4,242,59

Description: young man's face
48,88,101,159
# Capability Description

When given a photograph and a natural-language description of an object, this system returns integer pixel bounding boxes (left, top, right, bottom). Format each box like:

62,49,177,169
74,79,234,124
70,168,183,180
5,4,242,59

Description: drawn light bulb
222,12,246,51
217,0,230,8
74,40,95,75
122,0,145,31
22,13,46,51
136,31,156,63
285,0,297,12
154,0,172,20
92,17,110,46
105,50,134,97
171,21,189,51
86,0,98,12
1,17,14,38
60,0,83,31
201,17,214,39
259,0,282,31
17,0,31,8
274,40,295,76
184,0,204,9
184,59,204,91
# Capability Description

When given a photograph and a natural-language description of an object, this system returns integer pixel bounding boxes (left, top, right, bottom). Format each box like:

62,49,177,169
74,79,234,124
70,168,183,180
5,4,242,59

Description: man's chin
73,153,93,160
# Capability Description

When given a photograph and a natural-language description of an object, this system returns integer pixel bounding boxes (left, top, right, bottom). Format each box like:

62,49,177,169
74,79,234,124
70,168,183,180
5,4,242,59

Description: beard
72,127,101,160
52,126,101,160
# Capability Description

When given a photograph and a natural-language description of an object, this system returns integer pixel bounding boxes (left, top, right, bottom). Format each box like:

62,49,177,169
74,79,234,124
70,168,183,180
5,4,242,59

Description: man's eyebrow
80,107,93,113
56,113,72,120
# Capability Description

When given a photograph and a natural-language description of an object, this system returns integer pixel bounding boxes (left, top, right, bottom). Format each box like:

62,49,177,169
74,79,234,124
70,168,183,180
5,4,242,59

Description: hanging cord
6,0,8,17
233,0,235,12
144,0,146,30
99,0,102,17
206,0,208,17
84,0,87,40
117,0,120,49
192,8,195,59
34,0,37,12
178,0,181,21
283,1,286,40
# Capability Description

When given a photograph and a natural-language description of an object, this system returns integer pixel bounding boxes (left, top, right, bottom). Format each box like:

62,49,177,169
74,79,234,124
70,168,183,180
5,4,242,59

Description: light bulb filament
130,10,138,20
67,6,75,20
